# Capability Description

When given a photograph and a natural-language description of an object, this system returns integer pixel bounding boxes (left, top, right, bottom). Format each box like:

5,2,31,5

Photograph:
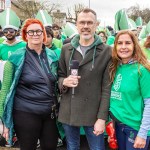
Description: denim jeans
62,123,105,150
115,122,150,150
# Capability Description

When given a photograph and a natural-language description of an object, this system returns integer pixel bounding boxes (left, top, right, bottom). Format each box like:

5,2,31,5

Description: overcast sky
58,0,150,27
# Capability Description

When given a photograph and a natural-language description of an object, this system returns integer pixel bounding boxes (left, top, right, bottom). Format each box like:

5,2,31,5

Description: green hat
63,22,78,38
96,26,105,33
135,17,143,27
114,9,137,31
114,9,129,32
0,8,20,31
35,10,53,27
96,26,111,36
138,26,147,39
128,18,137,30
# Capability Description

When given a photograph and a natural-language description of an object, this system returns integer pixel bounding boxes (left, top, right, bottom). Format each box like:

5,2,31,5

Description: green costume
0,40,26,60
0,61,13,117
0,8,26,61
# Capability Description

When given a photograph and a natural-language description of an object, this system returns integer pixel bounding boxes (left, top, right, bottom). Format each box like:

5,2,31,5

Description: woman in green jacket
2,19,59,150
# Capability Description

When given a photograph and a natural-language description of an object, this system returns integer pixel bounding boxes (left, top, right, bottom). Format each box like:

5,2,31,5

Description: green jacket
0,40,26,60
2,47,58,145
51,43,61,59
52,38,63,49
58,34,112,126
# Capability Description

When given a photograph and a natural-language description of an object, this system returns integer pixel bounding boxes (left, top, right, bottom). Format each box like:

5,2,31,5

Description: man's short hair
78,8,97,19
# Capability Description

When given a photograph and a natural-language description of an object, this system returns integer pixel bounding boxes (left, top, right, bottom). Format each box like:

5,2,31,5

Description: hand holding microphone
63,75,80,87
63,60,80,89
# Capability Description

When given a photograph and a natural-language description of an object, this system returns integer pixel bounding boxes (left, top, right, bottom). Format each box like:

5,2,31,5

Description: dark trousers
115,122,150,150
13,110,59,150
62,123,105,150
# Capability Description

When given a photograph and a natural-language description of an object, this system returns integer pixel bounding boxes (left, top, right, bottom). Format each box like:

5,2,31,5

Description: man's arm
97,58,112,120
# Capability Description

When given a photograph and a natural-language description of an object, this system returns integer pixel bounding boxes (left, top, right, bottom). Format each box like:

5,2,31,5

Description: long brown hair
109,30,150,83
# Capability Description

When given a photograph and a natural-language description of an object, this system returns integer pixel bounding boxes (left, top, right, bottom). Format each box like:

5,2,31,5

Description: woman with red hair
2,18,59,150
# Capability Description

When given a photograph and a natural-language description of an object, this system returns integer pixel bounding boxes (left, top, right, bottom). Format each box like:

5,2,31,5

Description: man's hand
93,119,106,136
3,126,9,141
63,75,81,87
133,136,146,149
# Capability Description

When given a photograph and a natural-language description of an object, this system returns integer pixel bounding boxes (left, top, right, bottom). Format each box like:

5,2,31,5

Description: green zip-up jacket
2,47,58,145
50,43,61,59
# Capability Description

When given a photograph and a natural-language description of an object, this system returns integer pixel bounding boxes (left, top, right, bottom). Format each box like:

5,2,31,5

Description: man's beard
80,28,93,40
81,34,92,40
6,35,16,41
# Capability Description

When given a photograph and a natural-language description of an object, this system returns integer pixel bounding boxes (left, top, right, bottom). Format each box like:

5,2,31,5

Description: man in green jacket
0,8,26,60
0,28,26,60
44,26,61,59
58,8,112,150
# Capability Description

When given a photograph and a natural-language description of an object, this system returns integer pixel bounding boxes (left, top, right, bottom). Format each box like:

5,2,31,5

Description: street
0,136,111,150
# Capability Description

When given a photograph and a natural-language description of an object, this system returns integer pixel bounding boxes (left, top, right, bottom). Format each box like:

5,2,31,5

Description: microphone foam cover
70,60,79,69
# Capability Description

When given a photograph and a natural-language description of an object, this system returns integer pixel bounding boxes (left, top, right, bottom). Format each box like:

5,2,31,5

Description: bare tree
40,0,61,14
73,4,85,21
66,3,85,23
11,0,60,21
12,0,41,19
127,4,150,24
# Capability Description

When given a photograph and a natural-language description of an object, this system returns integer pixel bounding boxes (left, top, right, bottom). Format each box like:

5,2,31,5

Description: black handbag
26,49,59,118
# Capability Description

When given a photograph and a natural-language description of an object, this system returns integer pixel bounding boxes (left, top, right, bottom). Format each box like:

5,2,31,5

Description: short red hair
21,18,47,43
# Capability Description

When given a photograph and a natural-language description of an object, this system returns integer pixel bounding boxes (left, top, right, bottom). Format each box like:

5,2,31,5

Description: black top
14,45,57,114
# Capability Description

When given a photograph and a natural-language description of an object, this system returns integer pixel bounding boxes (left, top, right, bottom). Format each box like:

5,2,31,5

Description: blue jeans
62,123,105,150
115,122,150,150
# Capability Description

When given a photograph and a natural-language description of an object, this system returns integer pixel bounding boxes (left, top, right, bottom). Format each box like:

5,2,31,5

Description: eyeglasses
78,21,95,26
26,29,43,36
3,28,16,34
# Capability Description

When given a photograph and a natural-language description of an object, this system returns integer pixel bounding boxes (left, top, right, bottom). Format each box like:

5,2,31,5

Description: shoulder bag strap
26,49,58,105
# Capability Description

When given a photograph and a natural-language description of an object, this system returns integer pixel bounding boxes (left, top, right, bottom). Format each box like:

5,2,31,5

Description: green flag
35,10,53,27
63,22,78,38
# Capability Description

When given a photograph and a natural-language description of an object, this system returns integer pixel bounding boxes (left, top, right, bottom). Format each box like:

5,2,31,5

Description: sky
57,0,150,27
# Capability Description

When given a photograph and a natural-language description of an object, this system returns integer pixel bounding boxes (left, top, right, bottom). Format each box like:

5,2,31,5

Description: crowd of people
0,6,150,150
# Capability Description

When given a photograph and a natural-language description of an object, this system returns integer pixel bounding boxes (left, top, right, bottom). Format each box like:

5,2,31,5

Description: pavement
0,136,112,150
